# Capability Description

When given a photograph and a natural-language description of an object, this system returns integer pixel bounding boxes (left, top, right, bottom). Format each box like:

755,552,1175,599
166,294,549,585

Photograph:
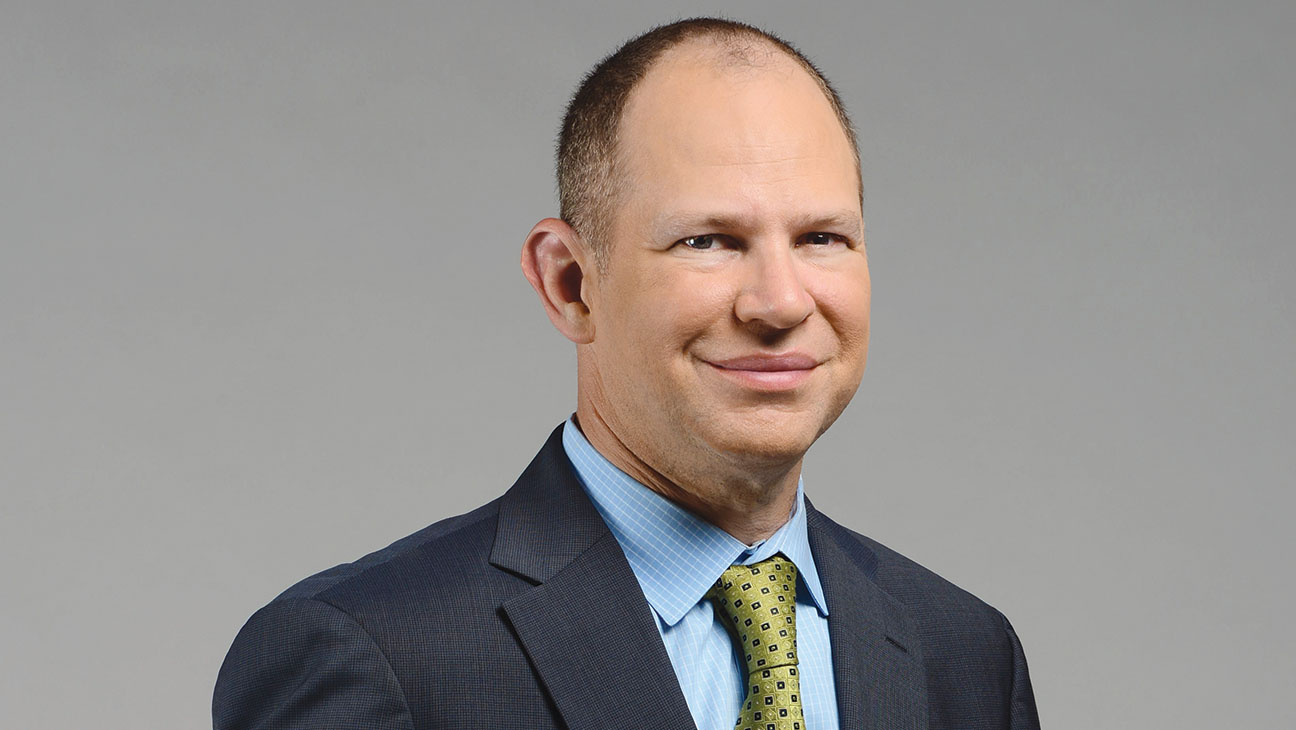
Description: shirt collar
561,418,829,627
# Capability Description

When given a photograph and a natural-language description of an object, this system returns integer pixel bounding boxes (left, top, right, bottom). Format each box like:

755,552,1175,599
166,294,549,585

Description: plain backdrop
3,2,1293,728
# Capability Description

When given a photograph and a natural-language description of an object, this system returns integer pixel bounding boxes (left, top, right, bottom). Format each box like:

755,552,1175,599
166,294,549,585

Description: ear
521,217,596,344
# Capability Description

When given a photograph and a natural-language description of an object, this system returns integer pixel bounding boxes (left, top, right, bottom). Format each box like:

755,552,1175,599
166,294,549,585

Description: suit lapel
490,428,928,730
490,427,697,730
808,505,929,730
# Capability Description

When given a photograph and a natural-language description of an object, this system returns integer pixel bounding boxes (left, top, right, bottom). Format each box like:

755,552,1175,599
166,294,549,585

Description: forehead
614,41,860,229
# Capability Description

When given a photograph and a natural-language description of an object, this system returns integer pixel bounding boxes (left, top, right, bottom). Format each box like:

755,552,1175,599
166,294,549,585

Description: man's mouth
703,353,819,390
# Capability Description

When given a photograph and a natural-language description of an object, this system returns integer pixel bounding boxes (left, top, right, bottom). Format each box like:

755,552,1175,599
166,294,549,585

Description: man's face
580,45,870,484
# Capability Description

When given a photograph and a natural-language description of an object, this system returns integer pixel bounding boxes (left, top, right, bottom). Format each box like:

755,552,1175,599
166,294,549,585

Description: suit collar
807,501,930,729
560,418,830,625
491,425,698,730
488,424,610,584
490,427,930,730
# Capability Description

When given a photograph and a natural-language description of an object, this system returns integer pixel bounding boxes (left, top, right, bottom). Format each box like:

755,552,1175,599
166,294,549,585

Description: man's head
522,19,870,534
557,18,862,269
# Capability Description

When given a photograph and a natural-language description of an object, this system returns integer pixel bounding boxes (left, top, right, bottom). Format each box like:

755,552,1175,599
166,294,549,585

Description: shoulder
809,510,1039,726
867,527,1008,628
224,495,509,648
214,499,525,729
810,508,1020,656
271,498,504,612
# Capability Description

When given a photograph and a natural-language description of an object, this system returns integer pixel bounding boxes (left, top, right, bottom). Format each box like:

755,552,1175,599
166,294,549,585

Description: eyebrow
652,209,864,238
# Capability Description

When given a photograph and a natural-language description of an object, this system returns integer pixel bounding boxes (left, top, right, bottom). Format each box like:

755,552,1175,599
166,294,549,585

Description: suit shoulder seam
291,503,500,601
279,596,416,729
999,609,1019,716
827,518,1007,616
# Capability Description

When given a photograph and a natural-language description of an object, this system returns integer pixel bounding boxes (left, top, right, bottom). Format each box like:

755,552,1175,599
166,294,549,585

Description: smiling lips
704,353,820,390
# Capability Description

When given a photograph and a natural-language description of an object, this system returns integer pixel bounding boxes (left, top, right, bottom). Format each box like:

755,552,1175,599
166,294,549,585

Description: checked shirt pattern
708,555,803,730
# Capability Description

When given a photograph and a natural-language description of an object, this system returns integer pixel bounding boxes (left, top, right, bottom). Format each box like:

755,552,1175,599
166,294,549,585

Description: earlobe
521,218,595,344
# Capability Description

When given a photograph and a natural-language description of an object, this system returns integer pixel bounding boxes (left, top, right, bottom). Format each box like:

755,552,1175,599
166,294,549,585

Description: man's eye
679,234,721,250
804,232,844,246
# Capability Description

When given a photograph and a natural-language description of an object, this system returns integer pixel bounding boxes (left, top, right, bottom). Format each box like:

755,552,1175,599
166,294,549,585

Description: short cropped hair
557,17,861,269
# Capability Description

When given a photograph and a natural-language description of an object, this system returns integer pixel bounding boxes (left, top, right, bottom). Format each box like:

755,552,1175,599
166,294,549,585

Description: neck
574,402,802,545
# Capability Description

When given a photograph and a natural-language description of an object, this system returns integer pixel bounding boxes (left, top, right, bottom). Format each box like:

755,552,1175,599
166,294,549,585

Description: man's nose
733,245,815,329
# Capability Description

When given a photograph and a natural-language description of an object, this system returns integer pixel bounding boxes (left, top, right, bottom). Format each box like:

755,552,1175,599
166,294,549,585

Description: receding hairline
616,36,857,166
616,40,862,221
645,31,802,74
619,35,832,128
556,20,862,266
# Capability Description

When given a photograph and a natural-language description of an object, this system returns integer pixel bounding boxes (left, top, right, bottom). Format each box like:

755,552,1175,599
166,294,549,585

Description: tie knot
707,555,799,674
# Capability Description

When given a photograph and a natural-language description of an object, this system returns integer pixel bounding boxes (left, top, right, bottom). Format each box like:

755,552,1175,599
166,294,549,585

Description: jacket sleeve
213,597,414,730
1002,613,1041,730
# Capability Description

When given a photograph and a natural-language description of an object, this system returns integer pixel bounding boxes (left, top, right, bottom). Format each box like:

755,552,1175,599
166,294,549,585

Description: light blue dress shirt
562,419,840,730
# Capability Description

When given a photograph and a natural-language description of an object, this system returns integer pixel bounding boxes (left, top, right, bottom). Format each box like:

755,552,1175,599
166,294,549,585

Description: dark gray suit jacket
214,425,1040,729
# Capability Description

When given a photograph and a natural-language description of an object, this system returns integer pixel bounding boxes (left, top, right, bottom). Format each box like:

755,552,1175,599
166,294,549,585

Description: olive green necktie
707,555,804,730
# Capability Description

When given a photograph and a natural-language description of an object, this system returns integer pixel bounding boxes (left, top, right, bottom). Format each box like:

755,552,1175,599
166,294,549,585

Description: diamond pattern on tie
707,555,803,730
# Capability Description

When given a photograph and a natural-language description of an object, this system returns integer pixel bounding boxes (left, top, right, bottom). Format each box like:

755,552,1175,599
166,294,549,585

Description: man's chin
701,415,822,467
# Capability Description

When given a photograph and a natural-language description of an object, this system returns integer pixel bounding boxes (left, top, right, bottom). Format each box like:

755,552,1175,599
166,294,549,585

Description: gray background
3,1,1292,728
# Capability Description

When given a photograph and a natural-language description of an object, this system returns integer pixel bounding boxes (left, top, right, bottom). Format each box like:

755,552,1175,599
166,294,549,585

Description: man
214,18,1040,730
